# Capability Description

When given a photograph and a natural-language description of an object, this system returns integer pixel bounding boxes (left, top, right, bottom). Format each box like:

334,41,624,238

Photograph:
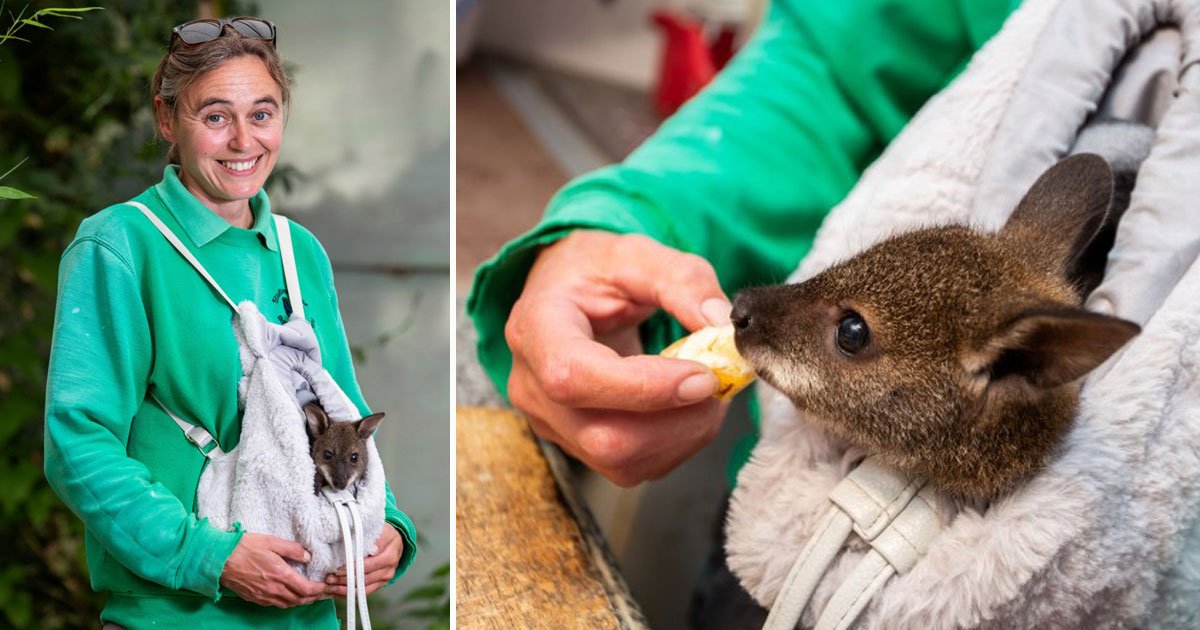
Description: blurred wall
255,0,451,607
477,0,661,89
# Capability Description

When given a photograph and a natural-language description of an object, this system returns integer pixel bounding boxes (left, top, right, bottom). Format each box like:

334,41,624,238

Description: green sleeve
43,238,241,599
467,0,1017,400
318,245,418,582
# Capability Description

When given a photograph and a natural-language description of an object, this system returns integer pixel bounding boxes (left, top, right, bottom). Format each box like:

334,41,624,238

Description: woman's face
157,55,284,211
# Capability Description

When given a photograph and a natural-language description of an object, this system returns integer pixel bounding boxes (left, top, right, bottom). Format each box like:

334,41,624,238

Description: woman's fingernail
677,372,717,402
303,552,312,563
701,298,732,326
326,576,335,584
370,545,378,555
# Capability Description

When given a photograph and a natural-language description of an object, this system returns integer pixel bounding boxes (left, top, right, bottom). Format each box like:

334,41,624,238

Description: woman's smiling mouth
218,156,260,174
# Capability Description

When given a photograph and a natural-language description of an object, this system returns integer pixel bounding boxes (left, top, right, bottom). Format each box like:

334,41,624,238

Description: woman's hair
151,26,292,164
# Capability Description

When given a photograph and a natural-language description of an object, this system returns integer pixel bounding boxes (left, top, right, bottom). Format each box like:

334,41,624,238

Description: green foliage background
0,3,211,626
1,2,449,629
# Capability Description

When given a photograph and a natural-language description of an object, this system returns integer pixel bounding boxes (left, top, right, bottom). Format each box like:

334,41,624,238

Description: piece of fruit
660,324,756,401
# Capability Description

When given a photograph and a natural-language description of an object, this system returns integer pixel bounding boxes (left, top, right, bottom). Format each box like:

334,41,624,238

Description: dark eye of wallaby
323,450,333,461
836,312,870,356
350,453,359,463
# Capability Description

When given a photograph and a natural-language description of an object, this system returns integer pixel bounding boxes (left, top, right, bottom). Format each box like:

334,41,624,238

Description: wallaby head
732,154,1140,499
303,402,385,495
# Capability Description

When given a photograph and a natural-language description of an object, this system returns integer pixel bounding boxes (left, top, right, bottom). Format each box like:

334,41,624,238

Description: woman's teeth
220,158,258,172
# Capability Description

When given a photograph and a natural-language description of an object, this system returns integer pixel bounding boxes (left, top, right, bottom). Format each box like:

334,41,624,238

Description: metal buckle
184,425,217,454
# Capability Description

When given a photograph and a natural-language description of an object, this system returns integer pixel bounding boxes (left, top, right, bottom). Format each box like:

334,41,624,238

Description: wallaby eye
350,453,359,463
323,450,333,462
836,312,870,356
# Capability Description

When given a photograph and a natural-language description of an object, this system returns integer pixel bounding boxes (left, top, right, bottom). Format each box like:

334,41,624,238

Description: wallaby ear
356,413,385,439
971,308,1139,390
1003,153,1114,270
304,403,329,437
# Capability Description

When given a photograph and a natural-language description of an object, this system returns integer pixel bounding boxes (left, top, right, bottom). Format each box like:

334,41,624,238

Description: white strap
349,500,371,630
813,550,894,630
125,201,237,312
324,488,372,630
815,484,942,629
764,507,854,630
764,459,939,630
149,393,223,460
273,215,305,322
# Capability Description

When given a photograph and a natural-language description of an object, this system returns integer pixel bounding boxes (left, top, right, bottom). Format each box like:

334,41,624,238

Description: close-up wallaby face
732,154,1140,499
304,402,386,495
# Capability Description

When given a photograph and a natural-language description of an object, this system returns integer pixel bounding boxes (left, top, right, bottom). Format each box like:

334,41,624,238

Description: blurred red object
651,8,739,118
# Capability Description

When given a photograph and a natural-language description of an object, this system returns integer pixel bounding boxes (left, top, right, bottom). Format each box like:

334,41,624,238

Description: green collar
153,165,278,251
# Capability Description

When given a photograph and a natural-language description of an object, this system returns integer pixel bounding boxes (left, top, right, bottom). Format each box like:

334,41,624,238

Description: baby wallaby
732,154,1140,499
303,402,385,495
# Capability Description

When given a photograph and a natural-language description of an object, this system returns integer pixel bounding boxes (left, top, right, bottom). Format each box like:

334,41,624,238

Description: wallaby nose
731,293,754,332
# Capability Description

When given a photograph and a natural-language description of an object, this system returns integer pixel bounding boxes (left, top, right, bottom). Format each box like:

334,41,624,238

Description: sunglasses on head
170,17,276,50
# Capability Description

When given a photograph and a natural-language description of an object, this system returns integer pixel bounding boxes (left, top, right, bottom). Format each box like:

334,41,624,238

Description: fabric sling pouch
125,201,386,621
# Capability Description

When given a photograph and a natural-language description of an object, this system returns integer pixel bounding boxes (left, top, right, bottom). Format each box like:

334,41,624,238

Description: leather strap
763,458,940,630
814,550,893,630
764,507,854,630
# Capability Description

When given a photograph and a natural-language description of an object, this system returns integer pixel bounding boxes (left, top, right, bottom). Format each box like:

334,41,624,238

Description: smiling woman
152,27,289,227
41,16,416,630
156,56,283,225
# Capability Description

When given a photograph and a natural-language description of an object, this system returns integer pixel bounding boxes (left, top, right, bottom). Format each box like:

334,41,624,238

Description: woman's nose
229,121,254,151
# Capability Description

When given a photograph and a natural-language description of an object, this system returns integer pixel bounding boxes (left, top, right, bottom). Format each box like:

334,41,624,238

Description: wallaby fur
732,154,1140,499
303,402,385,495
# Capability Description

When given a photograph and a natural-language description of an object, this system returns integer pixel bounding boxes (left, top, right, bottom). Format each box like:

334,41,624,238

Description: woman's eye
206,114,225,124
323,450,333,462
836,312,870,356
252,110,269,122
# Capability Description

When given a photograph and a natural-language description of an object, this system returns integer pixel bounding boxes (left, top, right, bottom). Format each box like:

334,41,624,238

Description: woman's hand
324,525,405,597
219,533,326,608
505,230,733,487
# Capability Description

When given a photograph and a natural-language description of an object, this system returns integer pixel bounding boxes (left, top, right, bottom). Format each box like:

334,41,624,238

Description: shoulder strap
273,214,305,322
127,201,231,458
763,459,940,630
125,201,238,312
764,507,854,630
149,393,224,459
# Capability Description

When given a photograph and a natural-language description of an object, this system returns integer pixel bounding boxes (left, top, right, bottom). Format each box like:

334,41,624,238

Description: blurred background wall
257,1,451,624
0,1,449,627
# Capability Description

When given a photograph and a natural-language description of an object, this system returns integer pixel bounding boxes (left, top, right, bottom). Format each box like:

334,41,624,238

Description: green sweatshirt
44,166,417,629
467,0,1020,481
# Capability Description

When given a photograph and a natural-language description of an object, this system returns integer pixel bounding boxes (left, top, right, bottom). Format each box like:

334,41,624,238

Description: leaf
0,186,35,199
0,209,23,246
20,19,51,30
401,582,445,602
0,397,36,443
0,157,29,181
4,591,31,628
409,606,448,619
36,7,105,16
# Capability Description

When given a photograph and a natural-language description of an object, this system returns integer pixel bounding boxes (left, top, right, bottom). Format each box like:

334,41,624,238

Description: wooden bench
456,406,647,629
